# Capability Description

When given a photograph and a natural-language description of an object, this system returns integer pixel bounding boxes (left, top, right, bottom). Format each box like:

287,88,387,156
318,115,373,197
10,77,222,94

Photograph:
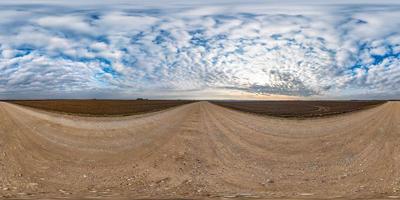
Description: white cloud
0,2,399,99
97,13,158,34
36,16,94,35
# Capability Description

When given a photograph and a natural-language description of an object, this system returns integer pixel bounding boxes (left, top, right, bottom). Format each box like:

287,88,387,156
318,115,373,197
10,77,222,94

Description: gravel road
0,101,399,199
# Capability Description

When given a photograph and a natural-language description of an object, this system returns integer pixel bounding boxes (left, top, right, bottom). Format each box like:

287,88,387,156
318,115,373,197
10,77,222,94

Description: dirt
212,100,385,118
6,100,194,116
0,101,399,199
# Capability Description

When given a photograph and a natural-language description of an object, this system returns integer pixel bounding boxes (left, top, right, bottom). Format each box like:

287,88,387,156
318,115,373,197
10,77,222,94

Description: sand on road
0,101,400,199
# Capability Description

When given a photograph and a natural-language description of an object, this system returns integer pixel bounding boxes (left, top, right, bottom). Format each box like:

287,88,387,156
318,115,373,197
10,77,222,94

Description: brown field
212,100,386,118
5,100,385,118
6,100,194,116
1,100,400,199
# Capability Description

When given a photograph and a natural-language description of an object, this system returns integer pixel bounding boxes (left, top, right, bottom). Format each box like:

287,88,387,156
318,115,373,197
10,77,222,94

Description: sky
0,0,399,100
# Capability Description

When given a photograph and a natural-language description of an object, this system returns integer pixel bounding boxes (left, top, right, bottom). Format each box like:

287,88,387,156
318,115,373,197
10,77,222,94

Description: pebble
266,179,274,183
340,174,348,179
238,193,253,197
223,195,237,198
389,196,400,199
59,189,70,194
223,193,257,198
299,193,314,196
28,183,38,187
2,187,9,191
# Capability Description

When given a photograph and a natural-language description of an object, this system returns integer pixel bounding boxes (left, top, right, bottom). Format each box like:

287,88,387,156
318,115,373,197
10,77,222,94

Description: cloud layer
0,1,400,99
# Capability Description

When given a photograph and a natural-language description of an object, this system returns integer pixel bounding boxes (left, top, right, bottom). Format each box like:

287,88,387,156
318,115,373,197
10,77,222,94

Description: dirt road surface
0,101,400,199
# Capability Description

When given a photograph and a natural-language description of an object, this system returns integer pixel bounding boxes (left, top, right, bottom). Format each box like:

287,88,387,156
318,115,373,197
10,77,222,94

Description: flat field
6,100,194,116
212,100,386,118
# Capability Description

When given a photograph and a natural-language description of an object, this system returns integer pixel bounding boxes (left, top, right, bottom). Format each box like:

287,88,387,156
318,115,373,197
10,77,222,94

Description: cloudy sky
0,0,399,100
